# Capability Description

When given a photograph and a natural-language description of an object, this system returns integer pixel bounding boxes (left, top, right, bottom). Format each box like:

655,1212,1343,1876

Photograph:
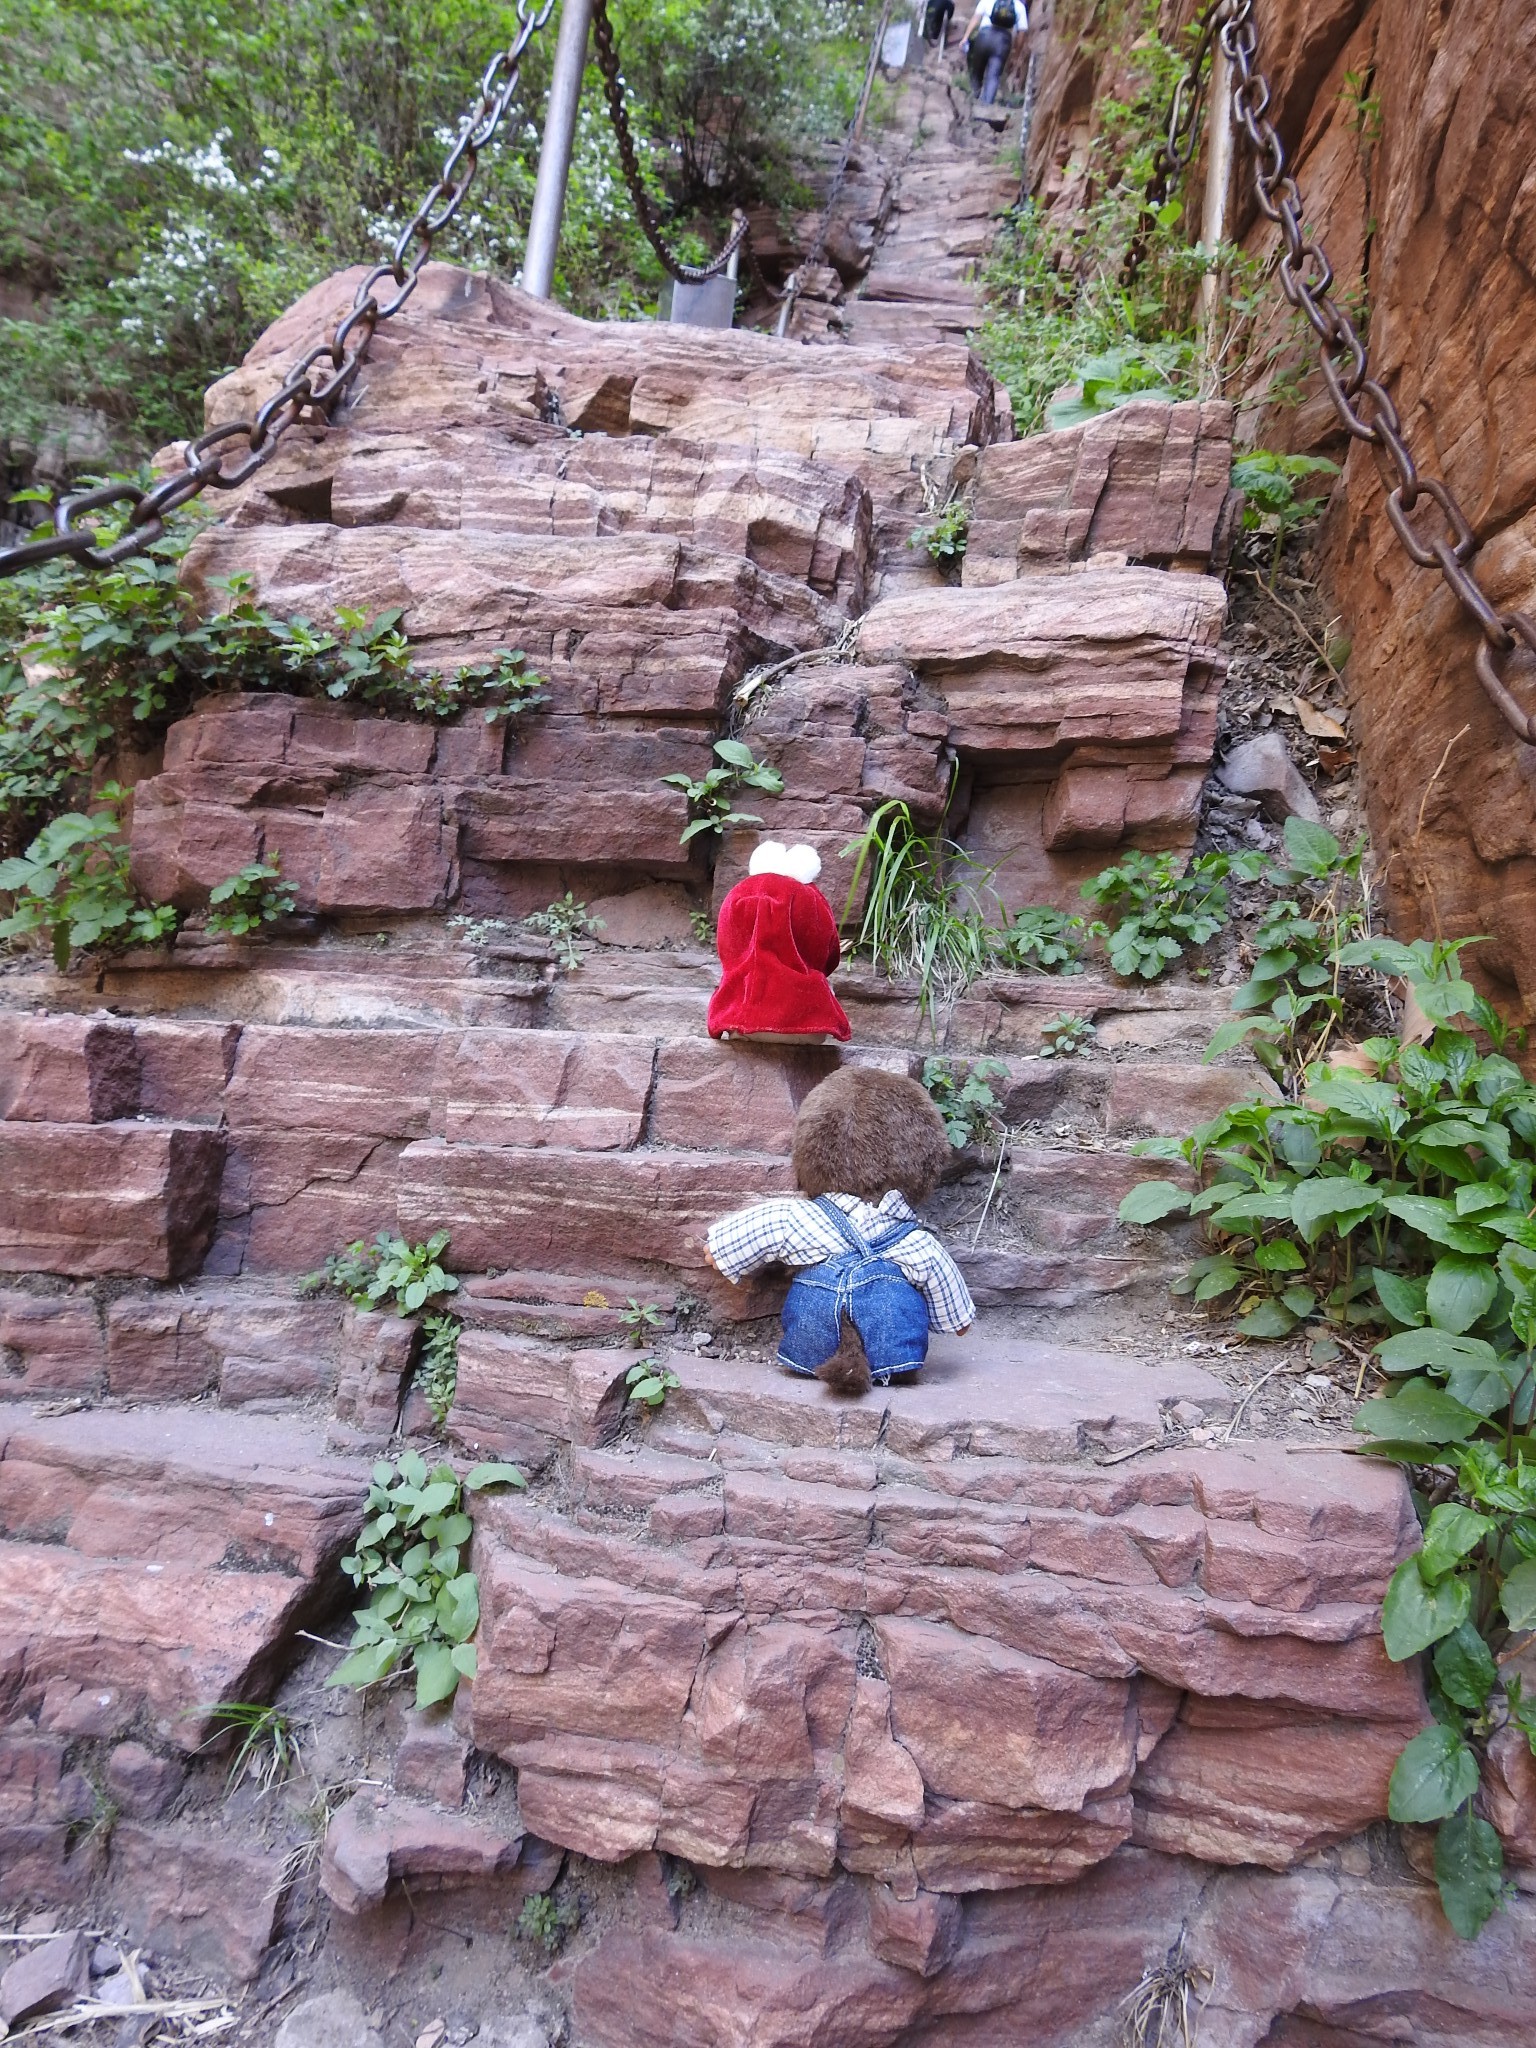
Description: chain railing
0,0,562,580
588,0,749,285
1137,0,1536,743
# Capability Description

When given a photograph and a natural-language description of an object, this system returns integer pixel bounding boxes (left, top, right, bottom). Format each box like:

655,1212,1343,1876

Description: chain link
588,0,749,285
1212,0,1536,742
0,0,559,579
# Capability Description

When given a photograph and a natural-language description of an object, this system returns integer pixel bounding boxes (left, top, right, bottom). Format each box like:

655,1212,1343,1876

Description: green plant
626,1357,681,1409
1340,66,1383,148
922,1057,1007,1149
620,1299,666,1346
840,798,996,1024
1045,339,1195,431
689,907,714,946
517,1889,581,1956
1119,939,1527,1340
990,904,1086,975
524,892,604,969
1206,816,1370,1088
1082,848,1264,982
1039,1013,1095,1059
662,738,784,845
1231,450,1341,579
416,1313,460,1428
305,1230,459,1316
0,786,179,967
909,498,969,568
195,1701,302,1795
205,857,297,936
329,1452,524,1708
0,508,547,852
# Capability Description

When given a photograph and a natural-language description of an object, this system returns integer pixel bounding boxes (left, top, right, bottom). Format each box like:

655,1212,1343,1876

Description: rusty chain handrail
0,0,559,579
1139,0,1536,743
588,0,750,285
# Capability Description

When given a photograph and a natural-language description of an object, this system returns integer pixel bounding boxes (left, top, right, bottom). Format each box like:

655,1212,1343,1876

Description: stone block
108,1822,286,1979
0,1122,225,1280
0,1291,106,1397
321,1790,523,1912
0,1013,140,1123
0,1930,89,2024
105,1741,185,1821
448,1332,629,1461
867,1886,963,1976
222,1025,440,1139
430,1030,654,1150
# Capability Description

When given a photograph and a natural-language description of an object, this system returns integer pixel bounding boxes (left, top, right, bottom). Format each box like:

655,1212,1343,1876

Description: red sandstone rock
963,399,1236,582
0,1122,224,1280
108,1822,286,1979
0,1930,89,2025
104,1740,185,1820
321,1789,523,1912
0,1292,106,1397
867,1886,961,1977
393,1707,471,1809
0,1013,139,1123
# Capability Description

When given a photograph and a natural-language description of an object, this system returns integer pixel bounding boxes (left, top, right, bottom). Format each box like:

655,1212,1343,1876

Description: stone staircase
5,46,1536,2048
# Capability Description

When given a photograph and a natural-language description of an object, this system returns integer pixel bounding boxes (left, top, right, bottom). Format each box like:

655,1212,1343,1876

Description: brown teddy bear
706,1066,975,1395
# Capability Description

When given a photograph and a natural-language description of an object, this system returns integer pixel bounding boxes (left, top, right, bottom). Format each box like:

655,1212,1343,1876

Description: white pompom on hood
747,840,823,885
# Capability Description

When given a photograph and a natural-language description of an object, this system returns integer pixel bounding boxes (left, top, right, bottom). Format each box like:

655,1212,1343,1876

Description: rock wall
1031,0,1536,1010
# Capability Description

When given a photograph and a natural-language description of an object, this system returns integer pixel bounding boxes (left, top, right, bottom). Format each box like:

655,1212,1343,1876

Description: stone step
455,1332,1423,1896
0,1402,368,1749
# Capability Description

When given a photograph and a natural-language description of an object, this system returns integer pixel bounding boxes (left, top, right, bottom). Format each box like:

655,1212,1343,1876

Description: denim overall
778,1196,932,1384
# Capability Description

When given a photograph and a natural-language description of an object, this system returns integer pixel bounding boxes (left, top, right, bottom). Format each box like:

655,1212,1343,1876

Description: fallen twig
1222,1360,1294,1442
1096,1436,1163,1466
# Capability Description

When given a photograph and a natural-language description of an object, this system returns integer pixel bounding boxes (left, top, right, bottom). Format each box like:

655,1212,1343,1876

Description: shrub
1039,1013,1095,1058
626,1358,681,1409
1081,848,1264,981
922,1057,1007,1148
416,1313,460,1428
304,1230,459,1316
991,904,1086,975
329,1452,524,1709
205,858,296,936
523,893,604,970
1232,449,1341,579
909,500,969,568
0,787,178,967
662,738,784,845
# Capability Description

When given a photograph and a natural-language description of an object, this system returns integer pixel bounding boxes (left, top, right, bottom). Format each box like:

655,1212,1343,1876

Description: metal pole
522,0,595,299
1197,39,1234,337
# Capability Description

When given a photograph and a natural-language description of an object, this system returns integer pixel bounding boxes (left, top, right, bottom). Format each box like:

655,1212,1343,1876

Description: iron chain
588,0,749,285
1211,0,1536,742
0,0,560,579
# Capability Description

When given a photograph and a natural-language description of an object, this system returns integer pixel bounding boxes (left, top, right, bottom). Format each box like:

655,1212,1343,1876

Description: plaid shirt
707,1191,975,1334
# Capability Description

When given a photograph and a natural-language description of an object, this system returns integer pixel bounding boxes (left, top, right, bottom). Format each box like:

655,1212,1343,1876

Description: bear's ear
748,839,791,878
780,843,822,885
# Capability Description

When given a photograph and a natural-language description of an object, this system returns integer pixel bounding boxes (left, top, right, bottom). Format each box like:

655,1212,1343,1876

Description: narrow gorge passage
3,17,1536,2048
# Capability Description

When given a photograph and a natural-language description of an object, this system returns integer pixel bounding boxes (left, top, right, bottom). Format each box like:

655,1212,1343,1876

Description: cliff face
1030,0,1536,1007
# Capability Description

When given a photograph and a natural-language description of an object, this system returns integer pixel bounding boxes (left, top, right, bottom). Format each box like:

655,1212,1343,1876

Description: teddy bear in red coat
706,841,851,1042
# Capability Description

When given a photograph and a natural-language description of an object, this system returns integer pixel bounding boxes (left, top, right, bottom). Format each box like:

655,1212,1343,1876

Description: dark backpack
991,1,1016,24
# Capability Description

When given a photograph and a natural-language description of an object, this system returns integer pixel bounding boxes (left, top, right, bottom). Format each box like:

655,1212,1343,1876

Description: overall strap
868,1215,923,1254
812,1194,872,1257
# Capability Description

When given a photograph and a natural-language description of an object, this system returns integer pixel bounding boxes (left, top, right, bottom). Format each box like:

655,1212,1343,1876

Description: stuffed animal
706,1066,975,1395
706,841,851,1043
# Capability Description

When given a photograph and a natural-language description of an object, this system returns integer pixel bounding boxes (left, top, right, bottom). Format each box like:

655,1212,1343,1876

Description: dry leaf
1293,697,1348,741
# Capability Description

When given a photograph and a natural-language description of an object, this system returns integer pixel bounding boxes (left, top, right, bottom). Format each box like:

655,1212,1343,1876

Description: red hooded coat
706,871,852,1041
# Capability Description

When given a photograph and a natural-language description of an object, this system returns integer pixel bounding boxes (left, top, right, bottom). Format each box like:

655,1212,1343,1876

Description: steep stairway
5,42,1535,2048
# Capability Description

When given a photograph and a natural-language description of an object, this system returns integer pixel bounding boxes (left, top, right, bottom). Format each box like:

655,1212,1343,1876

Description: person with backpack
922,0,955,47
964,0,1021,104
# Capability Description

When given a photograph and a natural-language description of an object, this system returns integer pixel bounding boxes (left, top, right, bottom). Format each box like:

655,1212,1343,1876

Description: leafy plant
909,499,969,568
1206,816,1371,1088
329,1452,524,1709
0,786,178,967
620,1299,666,1346
524,893,604,970
626,1358,681,1409
1039,1013,1095,1059
305,1230,459,1316
990,904,1086,975
689,907,714,946
662,738,784,845
517,1889,581,1956
205,857,296,936
1231,450,1341,579
416,1313,460,1428
195,1701,302,1796
0,510,547,851
1082,848,1264,982
922,1056,1007,1149
1046,339,1194,431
